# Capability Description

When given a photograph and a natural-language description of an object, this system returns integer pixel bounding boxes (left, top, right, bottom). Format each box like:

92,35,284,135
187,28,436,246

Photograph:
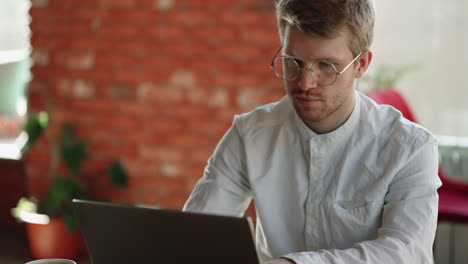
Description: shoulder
233,96,294,135
358,92,436,151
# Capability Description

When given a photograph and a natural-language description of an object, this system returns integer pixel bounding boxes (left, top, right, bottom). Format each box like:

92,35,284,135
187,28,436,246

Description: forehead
283,26,352,60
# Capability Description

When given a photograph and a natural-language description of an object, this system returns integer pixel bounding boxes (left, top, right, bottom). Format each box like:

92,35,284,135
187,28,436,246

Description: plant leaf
107,161,128,189
44,176,87,217
59,124,88,176
21,112,48,155
63,210,79,232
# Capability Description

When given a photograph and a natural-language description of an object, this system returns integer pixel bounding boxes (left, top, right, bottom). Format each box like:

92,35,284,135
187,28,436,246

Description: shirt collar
291,91,361,143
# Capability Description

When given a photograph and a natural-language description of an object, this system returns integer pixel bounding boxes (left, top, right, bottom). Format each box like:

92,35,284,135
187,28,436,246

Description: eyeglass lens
272,57,338,86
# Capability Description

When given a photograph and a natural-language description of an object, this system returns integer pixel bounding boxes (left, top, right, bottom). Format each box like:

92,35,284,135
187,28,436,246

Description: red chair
367,89,468,224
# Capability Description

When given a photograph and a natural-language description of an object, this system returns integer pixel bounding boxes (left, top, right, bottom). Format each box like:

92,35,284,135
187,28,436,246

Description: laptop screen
73,199,259,264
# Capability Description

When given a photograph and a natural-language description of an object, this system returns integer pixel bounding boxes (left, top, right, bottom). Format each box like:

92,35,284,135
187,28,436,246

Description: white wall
367,0,468,137
0,0,31,51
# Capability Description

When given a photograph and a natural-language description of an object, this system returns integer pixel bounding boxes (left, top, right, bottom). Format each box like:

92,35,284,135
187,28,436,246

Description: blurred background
0,0,467,263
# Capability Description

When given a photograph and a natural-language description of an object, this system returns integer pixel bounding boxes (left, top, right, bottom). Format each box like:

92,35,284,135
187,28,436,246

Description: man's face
283,26,361,128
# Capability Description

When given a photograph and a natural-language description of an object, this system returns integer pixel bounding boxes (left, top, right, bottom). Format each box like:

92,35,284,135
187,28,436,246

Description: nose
297,68,318,91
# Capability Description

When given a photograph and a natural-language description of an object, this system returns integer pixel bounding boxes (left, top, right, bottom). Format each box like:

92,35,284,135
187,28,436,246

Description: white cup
25,259,76,264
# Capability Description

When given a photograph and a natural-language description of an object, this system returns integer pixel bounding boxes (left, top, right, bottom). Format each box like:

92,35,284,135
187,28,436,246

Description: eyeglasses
270,46,363,86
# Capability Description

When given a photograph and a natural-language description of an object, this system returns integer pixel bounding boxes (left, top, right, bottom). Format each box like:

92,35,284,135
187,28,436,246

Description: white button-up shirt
183,91,441,263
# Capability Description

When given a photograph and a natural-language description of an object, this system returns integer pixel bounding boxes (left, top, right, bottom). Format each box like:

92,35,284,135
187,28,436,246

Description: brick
161,104,211,120
93,54,138,69
48,0,97,8
128,176,185,191
89,142,139,159
97,0,135,9
187,119,230,139
148,26,187,41
31,36,71,50
81,160,109,176
31,0,49,8
236,86,269,109
74,9,111,19
240,28,278,47
114,71,165,83
53,78,96,99
158,194,188,209
98,24,140,39
163,42,204,58
185,175,206,191
164,134,214,148
153,0,175,11
218,44,264,62
138,83,186,104
145,117,186,133
186,87,219,106
188,147,215,164
115,100,160,117
167,69,197,87
95,114,142,132
186,87,206,104
109,82,137,101
213,72,240,88
28,79,49,94
138,145,184,162
69,98,117,117
104,9,155,23
219,10,265,27
239,61,270,75
53,50,95,70
40,23,93,37
194,27,238,44
168,10,213,27
123,159,160,177
31,48,50,67
159,162,180,177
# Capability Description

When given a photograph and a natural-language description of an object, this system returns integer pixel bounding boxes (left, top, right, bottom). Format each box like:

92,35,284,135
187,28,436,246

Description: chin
295,106,329,123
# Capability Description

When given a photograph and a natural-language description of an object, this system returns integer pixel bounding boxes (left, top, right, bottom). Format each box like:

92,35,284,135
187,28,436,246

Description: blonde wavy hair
275,0,375,57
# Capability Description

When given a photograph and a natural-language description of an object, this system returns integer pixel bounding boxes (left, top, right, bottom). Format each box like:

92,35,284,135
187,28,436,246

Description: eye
292,58,304,67
317,60,336,73
284,58,299,69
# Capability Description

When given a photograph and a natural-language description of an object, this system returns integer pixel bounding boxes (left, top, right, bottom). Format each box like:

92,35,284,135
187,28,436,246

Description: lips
294,93,322,101
292,92,323,107
295,96,321,101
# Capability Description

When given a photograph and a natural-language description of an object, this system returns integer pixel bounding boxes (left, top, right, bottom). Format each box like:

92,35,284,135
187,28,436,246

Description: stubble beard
291,87,354,126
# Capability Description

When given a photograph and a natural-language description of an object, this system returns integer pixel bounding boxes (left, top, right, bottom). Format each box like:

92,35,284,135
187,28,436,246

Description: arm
281,137,441,264
183,117,252,217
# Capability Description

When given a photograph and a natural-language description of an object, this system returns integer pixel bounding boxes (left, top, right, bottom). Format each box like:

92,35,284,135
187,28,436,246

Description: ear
356,50,372,78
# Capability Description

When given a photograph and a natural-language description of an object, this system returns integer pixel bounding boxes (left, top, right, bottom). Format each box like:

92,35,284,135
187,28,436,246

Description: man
184,0,441,263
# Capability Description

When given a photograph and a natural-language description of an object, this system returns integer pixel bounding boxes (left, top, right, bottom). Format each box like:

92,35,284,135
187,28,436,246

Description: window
0,0,31,159
367,0,468,138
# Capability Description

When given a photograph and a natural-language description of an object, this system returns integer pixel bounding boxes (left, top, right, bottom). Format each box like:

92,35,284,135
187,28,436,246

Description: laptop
72,199,260,264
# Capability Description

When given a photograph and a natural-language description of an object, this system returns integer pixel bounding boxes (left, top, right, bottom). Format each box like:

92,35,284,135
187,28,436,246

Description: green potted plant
12,111,129,259
362,63,420,93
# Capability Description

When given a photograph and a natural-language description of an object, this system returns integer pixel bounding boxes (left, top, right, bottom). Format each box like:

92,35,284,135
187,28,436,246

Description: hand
262,258,295,264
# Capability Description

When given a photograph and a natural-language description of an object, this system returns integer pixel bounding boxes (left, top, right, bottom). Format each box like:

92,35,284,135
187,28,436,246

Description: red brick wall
26,0,284,211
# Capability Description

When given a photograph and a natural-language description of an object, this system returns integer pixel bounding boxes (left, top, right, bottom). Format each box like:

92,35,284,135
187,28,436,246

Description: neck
304,91,356,134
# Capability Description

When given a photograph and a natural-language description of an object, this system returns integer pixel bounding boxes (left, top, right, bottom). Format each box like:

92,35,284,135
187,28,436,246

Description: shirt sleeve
183,116,252,217
282,136,442,264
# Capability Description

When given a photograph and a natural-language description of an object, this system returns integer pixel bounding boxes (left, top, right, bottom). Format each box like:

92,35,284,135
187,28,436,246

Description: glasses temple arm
337,51,363,75
270,45,283,67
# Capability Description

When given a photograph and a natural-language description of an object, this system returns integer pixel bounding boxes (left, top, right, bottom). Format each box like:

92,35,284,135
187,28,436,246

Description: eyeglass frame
270,45,363,86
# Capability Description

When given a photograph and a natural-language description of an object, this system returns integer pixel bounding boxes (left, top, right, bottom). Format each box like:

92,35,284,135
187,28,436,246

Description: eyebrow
283,52,342,65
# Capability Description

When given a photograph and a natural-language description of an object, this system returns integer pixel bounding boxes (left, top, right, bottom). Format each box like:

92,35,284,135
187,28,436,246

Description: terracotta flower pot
26,217,83,259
